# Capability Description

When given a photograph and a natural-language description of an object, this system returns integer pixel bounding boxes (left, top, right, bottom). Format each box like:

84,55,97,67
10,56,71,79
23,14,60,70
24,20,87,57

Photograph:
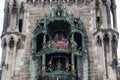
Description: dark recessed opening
46,53,71,72
36,33,44,52
47,20,71,39
18,19,23,32
69,32,82,50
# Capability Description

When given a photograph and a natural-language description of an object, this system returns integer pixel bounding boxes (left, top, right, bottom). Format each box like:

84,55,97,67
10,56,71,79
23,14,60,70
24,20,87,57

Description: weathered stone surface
1,0,119,80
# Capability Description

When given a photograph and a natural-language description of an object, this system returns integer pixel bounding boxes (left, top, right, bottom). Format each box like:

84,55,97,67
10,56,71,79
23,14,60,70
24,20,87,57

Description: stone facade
1,0,119,80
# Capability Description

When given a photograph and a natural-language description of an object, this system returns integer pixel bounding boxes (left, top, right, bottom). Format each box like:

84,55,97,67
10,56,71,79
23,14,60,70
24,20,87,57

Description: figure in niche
3,39,7,48
70,37,77,48
97,36,102,46
20,2,24,13
78,47,82,51
53,34,58,48
112,35,118,55
57,60,62,70
9,37,15,48
47,41,52,48
47,58,52,72
112,57,118,69
104,34,109,53
74,18,79,27
61,34,65,40
54,34,59,41
16,39,22,49
65,59,71,71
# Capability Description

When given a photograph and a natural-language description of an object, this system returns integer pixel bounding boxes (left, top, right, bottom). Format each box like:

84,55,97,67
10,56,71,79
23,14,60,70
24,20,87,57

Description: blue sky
0,0,120,62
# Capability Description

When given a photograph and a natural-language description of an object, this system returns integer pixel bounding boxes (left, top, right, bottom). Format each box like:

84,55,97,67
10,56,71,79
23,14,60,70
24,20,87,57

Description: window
18,19,23,32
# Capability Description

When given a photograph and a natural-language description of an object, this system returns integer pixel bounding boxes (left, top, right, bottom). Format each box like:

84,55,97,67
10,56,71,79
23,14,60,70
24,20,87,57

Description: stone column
32,34,36,60
83,53,88,80
76,55,82,79
43,33,46,48
71,33,75,80
105,2,112,28
82,34,85,49
42,54,46,75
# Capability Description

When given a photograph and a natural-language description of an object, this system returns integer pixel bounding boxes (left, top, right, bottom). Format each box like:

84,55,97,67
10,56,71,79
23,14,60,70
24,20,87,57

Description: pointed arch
96,35,102,46
111,34,118,58
36,33,44,52
9,37,15,48
2,38,7,49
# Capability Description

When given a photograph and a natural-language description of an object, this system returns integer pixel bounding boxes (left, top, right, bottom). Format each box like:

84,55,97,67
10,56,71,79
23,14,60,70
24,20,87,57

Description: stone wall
1,0,119,80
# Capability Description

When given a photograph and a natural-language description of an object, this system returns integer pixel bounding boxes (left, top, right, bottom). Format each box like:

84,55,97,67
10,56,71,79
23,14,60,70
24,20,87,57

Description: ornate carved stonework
1,0,119,80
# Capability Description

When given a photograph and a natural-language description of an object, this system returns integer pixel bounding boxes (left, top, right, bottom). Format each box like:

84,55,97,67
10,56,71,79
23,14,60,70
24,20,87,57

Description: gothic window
9,37,15,48
96,17,100,29
96,36,102,46
96,12,100,29
18,19,23,32
36,33,44,52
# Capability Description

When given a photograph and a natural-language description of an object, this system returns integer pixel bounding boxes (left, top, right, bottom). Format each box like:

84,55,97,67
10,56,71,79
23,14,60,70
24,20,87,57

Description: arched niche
47,20,71,39
35,33,51,52
9,37,15,49
2,38,7,48
96,35,102,46
103,33,110,53
111,35,118,58
103,33,110,78
16,39,22,49
69,32,83,50
36,33,44,52
46,53,71,72
74,32,82,50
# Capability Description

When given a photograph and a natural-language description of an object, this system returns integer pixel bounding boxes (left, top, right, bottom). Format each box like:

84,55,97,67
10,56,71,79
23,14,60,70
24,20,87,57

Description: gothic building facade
1,0,119,80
